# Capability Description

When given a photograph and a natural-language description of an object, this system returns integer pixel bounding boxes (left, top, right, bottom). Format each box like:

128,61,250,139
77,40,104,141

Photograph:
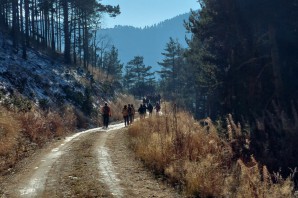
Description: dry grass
109,94,140,122
88,65,114,83
18,106,76,146
0,105,78,174
128,104,296,197
0,107,21,156
0,106,22,172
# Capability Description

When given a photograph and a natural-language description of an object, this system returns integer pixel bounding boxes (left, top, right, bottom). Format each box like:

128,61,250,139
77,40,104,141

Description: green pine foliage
158,38,194,109
103,46,123,83
183,0,298,184
124,56,156,98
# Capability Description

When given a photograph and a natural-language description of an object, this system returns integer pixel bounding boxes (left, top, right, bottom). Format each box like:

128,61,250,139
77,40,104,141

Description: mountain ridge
98,13,191,72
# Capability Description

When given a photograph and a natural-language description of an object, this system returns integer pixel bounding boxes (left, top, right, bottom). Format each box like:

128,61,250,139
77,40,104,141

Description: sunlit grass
128,103,295,197
109,94,140,122
0,107,20,156
18,106,75,146
0,105,77,173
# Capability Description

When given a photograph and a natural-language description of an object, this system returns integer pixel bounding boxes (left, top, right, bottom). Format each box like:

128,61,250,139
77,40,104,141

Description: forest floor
0,123,182,198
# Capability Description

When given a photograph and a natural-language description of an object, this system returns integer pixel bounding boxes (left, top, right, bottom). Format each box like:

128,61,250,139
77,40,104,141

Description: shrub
108,94,139,122
19,107,76,146
127,104,296,197
0,107,21,173
0,104,77,175
0,107,20,156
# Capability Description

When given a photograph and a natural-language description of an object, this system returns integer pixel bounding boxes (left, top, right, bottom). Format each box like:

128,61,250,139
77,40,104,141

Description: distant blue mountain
98,13,191,72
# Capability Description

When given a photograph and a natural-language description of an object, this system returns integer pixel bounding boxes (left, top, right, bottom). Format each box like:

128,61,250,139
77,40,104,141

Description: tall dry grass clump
232,157,295,198
0,104,77,174
18,106,76,146
128,104,296,197
0,107,21,156
0,107,21,172
108,94,139,122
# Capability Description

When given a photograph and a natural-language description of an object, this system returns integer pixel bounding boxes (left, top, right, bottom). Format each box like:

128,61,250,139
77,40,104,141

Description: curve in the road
18,123,125,198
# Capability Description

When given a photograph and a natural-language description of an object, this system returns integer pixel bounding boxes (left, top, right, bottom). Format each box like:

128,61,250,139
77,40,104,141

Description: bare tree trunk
51,8,55,52
78,20,82,65
72,6,77,64
12,0,18,50
31,0,36,41
20,0,27,59
62,0,71,64
83,15,88,68
24,0,29,46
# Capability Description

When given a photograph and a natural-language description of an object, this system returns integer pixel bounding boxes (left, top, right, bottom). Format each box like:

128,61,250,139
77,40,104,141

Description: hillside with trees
98,13,190,71
0,0,120,66
157,0,298,187
0,0,298,197
0,0,130,176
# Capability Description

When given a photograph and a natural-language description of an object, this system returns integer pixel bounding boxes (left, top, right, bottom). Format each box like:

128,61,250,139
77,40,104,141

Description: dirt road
0,123,181,198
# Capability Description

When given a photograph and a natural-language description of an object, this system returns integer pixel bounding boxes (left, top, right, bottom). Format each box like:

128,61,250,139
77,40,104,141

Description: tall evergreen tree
124,56,155,97
158,38,186,102
185,0,298,181
103,45,123,81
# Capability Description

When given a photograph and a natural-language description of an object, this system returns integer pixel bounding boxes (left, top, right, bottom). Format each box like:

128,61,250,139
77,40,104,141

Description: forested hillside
0,0,119,66
0,0,125,115
1,0,298,195
98,13,190,71
157,0,298,185
0,0,129,171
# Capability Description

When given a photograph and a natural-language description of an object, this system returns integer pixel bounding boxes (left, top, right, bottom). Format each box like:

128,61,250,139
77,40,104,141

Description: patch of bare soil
42,131,113,198
106,128,182,198
0,124,182,198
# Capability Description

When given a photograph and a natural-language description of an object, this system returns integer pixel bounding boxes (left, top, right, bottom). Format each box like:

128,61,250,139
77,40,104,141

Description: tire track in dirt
1,126,123,198
97,129,123,197
42,131,113,197
105,128,182,198
1,122,181,198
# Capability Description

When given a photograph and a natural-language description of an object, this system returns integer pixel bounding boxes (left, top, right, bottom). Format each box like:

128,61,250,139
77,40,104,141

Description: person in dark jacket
101,103,111,129
147,103,153,116
138,104,146,119
122,105,129,127
155,102,161,115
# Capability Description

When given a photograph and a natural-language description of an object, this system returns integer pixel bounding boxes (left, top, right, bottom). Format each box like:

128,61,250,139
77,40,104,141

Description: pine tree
0,0,120,67
124,56,155,98
103,45,123,81
158,38,185,101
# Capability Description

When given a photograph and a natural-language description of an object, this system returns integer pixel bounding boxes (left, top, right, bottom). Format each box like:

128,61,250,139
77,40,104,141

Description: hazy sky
101,0,199,28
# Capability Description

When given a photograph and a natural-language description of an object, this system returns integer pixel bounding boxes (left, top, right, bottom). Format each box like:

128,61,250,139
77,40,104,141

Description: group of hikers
123,102,161,126
142,94,161,106
100,98,161,129
137,102,161,119
121,104,135,127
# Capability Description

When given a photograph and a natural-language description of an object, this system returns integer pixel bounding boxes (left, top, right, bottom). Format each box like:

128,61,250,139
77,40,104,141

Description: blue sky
101,0,199,28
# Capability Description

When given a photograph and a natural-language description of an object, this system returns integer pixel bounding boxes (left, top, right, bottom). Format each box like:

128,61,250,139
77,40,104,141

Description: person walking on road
147,103,153,116
130,104,135,123
155,102,161,115
138,104,145,119
102,102,111,129
128,104,132,125
122,105,129,127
